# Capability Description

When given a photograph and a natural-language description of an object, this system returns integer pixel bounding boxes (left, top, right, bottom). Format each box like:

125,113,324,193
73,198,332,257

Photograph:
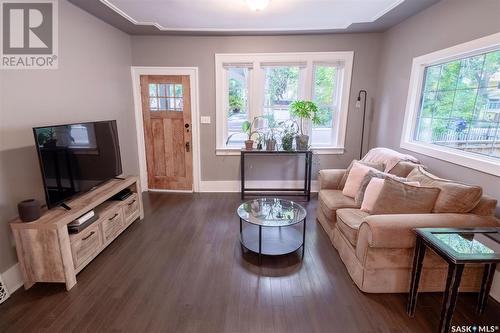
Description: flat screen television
33,120,122,209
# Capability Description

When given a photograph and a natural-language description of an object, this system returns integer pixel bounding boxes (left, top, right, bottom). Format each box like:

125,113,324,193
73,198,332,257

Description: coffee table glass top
416,228,500,262
237,198,306,227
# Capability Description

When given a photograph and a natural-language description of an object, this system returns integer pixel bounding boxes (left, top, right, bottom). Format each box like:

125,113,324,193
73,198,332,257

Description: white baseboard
199,180,319,193
2,263,23,295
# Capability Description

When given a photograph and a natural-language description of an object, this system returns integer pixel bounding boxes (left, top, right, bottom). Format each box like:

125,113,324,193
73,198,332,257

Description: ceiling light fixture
246,0,269,11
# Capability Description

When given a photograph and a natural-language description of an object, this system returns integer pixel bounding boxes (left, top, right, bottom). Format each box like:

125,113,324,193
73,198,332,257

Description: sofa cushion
470,195,498,216
371,178,440,215
339,160,385,189
354,171,408,205
319,190,360,221
407,166,482,213
389,161,421,177
336,208,369,247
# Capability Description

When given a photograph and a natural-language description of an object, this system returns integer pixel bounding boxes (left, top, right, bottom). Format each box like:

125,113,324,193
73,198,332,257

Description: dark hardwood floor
1,192,499,332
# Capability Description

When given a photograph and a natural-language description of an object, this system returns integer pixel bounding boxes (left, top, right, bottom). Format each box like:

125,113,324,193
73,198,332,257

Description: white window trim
401,32,500,177
215,52,354,156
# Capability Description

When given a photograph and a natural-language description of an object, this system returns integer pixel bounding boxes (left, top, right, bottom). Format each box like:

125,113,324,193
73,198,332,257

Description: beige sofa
317,160,500,293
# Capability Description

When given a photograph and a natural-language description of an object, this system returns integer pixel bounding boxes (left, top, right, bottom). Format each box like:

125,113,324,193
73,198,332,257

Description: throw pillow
361,178,420,213
342,162,378,198
407,166,482,213
371,178,440,215
360,178,385,213
339,160,385,189
354,171,407,205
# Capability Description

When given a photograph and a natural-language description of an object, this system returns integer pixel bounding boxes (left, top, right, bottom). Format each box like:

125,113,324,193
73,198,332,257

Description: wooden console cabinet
10,176,144,291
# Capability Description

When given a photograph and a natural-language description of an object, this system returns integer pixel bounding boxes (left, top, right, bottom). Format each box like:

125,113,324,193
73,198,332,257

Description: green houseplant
289,100,321,150
280,120,299,151
226,118,263,150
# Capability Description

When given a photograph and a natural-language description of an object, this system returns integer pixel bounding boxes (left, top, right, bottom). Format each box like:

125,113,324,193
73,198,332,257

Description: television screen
33,120,122,208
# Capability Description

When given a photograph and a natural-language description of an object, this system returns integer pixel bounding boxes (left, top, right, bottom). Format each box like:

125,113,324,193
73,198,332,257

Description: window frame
401,32,500,176
215,52,354,155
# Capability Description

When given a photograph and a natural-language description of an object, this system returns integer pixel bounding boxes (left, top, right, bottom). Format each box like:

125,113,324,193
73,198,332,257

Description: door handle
185,142,190,152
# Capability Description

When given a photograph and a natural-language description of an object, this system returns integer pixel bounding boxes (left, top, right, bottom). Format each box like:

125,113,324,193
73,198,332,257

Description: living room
1,0,500,332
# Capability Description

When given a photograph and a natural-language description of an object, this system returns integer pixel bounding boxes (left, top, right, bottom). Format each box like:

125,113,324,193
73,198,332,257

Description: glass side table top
237,198,307,227
416,228,500,262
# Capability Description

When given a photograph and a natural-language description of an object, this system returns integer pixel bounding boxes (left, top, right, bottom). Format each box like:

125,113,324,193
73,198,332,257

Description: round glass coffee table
237,198,307,264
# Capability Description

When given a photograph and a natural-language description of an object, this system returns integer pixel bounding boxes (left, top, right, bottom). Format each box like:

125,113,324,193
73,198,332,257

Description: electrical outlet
200,116,211,124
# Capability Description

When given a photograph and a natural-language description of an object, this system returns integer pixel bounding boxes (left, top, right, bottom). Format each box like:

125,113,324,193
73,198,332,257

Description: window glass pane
175,98,183,111
481,50,500,87
227,67,250,147
175,84,183,97
262,66,299,123
167,84,175,97
149,84,157,97
158,84,167,97
423,66,441,92
312,65,337,146
415,49,500,159
159,98,167,110
150,97,158,110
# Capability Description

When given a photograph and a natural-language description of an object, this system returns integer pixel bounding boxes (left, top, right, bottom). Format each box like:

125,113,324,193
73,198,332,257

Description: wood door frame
131,67,201,192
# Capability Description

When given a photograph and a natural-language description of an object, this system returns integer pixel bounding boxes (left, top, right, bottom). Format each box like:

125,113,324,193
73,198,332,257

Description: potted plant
264,118,279,151
226,118,263,150
289,100,321,150
280,120,299,151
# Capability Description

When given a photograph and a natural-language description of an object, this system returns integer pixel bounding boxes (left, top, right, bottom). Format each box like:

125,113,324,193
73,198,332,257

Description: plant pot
244,140,254,150
282,136,294,151
295,134,309,151
232,108,241,114
265,139,276,151
257,142,263,150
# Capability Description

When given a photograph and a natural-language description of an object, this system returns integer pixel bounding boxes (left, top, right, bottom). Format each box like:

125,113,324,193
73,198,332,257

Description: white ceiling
100,0,406,32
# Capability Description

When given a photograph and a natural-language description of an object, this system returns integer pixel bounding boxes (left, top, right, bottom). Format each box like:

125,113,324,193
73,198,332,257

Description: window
215,52,354,154
312,64,338,146
226,67,250,147
148,83,183,111
262,65,301,123
401,32,500,176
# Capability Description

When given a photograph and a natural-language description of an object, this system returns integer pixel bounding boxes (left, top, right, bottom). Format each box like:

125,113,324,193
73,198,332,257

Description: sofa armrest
319,169,347,190
358,213,500,249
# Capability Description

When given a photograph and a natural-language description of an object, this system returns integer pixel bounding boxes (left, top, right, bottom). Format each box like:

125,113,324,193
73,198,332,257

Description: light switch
200,116,211,124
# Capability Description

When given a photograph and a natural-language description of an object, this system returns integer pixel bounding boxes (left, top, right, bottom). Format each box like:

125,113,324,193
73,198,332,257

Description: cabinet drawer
70,223,102,269
123,194,139,225
101,209,124,243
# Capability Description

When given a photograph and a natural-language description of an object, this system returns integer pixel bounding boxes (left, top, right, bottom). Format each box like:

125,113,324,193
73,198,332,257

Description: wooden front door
140,75,193,190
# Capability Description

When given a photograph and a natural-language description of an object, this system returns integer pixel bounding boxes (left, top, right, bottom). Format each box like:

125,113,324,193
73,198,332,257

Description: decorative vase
17,199,41,222
265,139,276,151
244,140,254,150
295,134,309,151
257,142,263,150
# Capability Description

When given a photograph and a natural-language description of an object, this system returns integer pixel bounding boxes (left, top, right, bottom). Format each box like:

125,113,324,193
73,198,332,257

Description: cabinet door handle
109,213,118,221
128,200,136,206
82,231,95,241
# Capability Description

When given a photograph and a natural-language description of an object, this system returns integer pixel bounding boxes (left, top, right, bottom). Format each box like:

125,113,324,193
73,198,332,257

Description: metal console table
240,149,313,201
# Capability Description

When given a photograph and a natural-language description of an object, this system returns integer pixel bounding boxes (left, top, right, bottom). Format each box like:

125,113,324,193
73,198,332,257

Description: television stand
60,203,72,211
10,176,143,291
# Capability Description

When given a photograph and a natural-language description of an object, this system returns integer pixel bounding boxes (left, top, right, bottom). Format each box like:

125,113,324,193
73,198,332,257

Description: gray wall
131,34,383,181
0,0,139,272
371,0,500,215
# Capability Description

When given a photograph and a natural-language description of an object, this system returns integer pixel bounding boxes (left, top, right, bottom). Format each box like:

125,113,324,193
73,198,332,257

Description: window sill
215,147,345,156
400,140,500,177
